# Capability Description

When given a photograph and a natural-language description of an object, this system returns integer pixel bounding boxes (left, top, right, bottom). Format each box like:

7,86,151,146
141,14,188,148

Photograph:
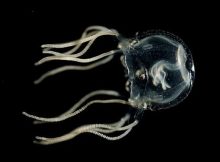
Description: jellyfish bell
119,31,195,110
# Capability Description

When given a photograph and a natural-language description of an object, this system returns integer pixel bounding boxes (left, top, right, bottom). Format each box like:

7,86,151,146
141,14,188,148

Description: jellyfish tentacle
33,115,138,145
35,49,121,65
88,119,138,141
42,25,115,56
43,30,101,56
93,113,130,133
37,26,120,65
42,25,115,51
43,37,96,57
41,29,118,49
88,128,132,141
22,99,129,123
33,90,120,124
34,55,114,84
58,90,120,116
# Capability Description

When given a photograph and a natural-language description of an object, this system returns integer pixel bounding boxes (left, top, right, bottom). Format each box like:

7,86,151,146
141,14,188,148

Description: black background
2,1,217,161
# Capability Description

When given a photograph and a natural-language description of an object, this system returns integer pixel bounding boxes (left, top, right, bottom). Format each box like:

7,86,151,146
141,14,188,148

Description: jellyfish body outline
23,25,195,145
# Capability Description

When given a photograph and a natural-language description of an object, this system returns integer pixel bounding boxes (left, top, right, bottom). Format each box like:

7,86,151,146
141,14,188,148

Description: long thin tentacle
42,37,96,57
58,90,120,117
42,25,113,56
92,113,130,133
33,115,138,145
22,99,129,123
42,26,115,52
32,90,120,124
41,30,118,49
34,55,114,84
35,49,121,65
36,26,120,66
88,128,132,140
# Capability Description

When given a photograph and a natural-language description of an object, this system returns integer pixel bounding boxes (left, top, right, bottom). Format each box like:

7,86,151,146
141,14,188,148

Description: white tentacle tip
34,61,41,66
33,80,40,85
22,111,29,117
33,136,48,145
41,44,48,48
35,136,47,141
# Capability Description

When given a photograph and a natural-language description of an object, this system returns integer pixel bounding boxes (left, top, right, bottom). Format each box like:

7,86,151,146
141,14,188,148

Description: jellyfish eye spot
135,68,147,81
130,40,138,46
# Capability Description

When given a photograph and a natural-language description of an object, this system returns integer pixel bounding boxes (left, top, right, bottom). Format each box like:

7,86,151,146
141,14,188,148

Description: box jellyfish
23,26,195,145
